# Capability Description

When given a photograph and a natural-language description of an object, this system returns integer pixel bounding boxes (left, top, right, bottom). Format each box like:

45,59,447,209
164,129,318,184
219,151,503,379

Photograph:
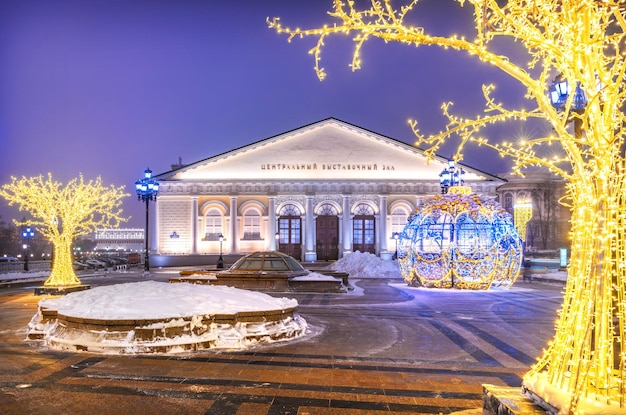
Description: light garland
269,0,626,411
0,174,128,287
514,201,533,242
398,188,522,290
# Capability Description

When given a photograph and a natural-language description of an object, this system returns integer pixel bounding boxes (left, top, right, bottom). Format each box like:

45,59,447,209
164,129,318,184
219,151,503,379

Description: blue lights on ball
397,189,523,290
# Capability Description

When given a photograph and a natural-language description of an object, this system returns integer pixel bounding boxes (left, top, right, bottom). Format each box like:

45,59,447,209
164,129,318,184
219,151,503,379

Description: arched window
204,208,223,240
317,204,338,216
354,204,374,216
279,204,301,216
353,203,375,254
243,208,261,240
391,207,409,234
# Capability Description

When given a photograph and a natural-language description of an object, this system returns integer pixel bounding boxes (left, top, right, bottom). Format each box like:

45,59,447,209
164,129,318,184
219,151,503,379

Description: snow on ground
328,251,403,279
291,273,339,281
0,271,48,281
37,281,298,320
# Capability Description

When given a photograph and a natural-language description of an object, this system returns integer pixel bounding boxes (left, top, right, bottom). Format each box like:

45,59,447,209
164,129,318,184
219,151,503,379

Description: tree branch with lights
0,174,128,286
269,0,626,412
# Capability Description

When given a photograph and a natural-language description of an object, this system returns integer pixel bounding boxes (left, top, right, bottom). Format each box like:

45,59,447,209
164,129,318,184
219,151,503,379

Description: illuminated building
151,119,504,266
93,228,144,253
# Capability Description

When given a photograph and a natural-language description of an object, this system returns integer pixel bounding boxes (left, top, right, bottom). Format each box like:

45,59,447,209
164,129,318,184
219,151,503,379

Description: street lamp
135,167,159,273
21,221,35,271
549,75,587,138
392,232,400,260
439,158,465,194
217,233,224,269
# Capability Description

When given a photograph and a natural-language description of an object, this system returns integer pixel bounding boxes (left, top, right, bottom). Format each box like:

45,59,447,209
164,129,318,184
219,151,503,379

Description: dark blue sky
0,0,535,228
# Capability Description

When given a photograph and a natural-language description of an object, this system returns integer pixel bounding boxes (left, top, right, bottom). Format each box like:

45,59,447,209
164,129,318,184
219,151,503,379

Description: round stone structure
398,188,523,290
175,251,347,292
27,281,307,353
228,250,308,274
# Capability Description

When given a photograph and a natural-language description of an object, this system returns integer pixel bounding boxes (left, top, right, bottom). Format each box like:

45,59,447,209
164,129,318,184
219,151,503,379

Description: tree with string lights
269,0,626,412
0,174,128,287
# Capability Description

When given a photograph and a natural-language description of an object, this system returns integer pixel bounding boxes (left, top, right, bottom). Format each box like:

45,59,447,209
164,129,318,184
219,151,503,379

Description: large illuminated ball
398,188,523,290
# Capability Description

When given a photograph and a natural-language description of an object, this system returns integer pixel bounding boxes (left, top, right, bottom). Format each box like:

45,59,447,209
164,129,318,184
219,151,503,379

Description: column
342,195,352,255
379,195,388,253
191,196,198,254
304,195,317,261
229,196,238,254
268,196,277,250
154,198,160,254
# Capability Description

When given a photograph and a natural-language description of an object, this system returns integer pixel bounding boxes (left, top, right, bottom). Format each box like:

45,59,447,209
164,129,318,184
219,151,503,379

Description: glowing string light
514,200,533,242
397,187,522,290
269,0,626,411
0,174,128,287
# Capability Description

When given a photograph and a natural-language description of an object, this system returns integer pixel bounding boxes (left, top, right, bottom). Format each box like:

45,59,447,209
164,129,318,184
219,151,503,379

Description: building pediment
158,119,499,183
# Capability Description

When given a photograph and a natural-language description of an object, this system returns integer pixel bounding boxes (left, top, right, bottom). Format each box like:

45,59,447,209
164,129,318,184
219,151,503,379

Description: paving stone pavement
0,270,563,414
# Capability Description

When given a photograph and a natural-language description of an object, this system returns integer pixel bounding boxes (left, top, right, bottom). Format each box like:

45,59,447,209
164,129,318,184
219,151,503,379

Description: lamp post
217,233,224,269
275,232,280,252
135,168,159,273
392,232,400,260
548,75,587,138
21,221,35,271
439,158,465,194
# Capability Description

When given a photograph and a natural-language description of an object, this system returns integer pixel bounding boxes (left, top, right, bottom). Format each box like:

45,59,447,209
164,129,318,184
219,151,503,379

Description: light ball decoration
398,187,523,290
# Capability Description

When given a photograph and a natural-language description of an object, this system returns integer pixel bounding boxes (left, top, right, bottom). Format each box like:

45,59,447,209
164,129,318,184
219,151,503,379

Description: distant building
496,172,570,253
151,118,506,267
93,228,144,253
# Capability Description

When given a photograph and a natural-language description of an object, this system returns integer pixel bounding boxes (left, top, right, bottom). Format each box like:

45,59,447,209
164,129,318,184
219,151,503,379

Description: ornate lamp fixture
439,158,465,194
135,168,159,272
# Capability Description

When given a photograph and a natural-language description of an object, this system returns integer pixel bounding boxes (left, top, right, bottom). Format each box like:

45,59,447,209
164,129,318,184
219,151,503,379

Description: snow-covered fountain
27,281,307,354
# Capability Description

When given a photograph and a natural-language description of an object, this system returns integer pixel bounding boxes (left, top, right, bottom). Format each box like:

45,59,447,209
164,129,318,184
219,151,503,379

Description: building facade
495,172,570,253
152,118,505,266
93,228,145,253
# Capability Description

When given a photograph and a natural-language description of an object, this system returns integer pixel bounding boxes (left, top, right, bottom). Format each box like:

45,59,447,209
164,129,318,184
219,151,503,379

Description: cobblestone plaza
0,270,562,414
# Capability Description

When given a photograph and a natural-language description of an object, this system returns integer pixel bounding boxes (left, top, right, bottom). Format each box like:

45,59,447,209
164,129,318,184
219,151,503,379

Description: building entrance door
316,215,338,261
353,215,375,254
278,217,302,260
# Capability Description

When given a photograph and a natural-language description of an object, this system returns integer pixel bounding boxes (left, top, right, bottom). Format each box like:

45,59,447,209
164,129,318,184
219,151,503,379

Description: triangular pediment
159,119,497,182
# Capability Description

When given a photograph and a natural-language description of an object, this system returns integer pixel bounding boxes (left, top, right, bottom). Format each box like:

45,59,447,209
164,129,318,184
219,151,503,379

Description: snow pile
36,281,298,319
28,281,307,354
329,251,402,279
0,271,48,282
291,272,340,281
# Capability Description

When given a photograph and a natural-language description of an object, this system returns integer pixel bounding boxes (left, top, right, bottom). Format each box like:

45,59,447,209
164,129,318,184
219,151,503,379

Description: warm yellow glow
514,201,533,242
0,174,129,286
269,0,626,411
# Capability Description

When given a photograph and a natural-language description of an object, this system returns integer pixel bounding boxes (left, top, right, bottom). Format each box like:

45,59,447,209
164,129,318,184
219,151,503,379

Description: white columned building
152,118,504,266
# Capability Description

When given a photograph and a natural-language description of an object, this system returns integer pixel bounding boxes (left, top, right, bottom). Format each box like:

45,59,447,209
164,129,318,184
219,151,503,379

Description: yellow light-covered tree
269,0,626,412
0,174,128,287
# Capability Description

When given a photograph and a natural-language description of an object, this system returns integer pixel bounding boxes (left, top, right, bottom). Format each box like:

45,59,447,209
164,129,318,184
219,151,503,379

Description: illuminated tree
0,174,128,287
269,0,626,412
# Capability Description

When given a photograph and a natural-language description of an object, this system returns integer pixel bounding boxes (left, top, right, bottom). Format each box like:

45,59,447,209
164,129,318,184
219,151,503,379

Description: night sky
0,0,536,228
